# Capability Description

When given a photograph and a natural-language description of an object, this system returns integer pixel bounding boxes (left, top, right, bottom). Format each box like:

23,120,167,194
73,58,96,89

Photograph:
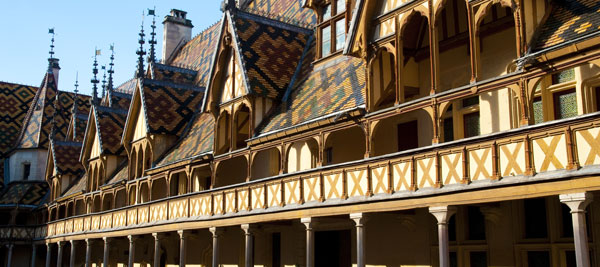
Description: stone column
84,239,92,267
178,230,188,267
56,241,64,267
560,192,593,267
128,235,137,267
153,233,163,267
69,240,76,267
301,218,315,267
6,244,14,267
209,227,223,267
45,243,52,267
351,213,367,267
429,206,456,267
30,244,37,267
102,237,111,267
241,224,255,267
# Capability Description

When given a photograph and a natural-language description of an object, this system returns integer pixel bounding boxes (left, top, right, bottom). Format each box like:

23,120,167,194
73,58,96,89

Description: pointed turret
107,45,115,92
148,8,157,63
135,12,146,78
101,65,107,100
91,49,100,105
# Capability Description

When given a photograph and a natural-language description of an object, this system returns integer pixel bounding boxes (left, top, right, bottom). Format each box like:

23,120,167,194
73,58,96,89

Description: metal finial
91,49,100,105
101,65,107,100
136,10,146,78
108,44,115,92
48,28,55,59
72,71,79,113
148,8,157,63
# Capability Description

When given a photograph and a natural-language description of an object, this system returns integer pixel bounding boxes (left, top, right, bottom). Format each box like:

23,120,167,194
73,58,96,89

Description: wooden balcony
47,113,600,239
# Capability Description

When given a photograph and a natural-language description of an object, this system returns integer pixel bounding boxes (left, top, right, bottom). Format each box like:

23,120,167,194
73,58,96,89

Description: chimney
162,9,193,63
48,58,60,84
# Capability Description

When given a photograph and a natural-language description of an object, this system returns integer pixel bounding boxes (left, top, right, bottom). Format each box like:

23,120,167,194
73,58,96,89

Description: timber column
30,244,37,267
69,240,77,267
178,230,189,267
209,227,223,267
241,224,255,267
560,192,593,267
351,213,367,267
429,206,456,267
56,241,64,267
45,243,52,267
152,233,164,267
128,235,137,267
301,217,315,267
84,239,92,267
103,237,111,267
6,243,13,267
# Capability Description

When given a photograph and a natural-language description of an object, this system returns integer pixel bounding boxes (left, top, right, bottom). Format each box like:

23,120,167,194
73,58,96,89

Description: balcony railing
0,225,47,240
47,113,600,238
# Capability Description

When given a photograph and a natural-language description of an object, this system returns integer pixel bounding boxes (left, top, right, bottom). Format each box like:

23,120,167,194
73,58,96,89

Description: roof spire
48,28,55,59
101,65,107,101
135,11,146,78
47,28,60,74
91,48,101,105
147,8,157,64
72,72,79,114
108,44,115,92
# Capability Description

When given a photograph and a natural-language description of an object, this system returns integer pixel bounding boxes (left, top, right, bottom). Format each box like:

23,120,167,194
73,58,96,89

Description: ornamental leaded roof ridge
154,63,199,75
235,9,313,34
141,78,206,92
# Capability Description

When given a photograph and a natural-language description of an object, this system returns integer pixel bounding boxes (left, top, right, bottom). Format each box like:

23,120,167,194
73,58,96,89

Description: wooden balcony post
560,192,593,267
351,213,367,267
56,241,64,267
127,235,137,267
241,224,255,267
102,237,111,267
301,217,315,267
45,243,52,267
69,240,76,267
178,230,189,267
152,233,164,267
209,227,223,267
429,206,457,267
84,239,92,267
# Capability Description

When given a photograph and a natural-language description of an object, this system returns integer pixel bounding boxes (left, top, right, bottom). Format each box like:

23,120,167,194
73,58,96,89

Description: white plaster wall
8,149,47,182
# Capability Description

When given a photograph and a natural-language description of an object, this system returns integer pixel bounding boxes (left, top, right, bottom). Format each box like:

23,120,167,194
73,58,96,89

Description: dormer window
319,0,346,58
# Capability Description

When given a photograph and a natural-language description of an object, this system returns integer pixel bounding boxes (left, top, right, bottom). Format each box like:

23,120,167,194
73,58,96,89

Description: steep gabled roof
0,181,49,207
150,63,198,85
0,81,38,156
170,20,223,87
530,0,600,53
49,140,84,176
157,112,215,167
15,72,58,149
257,41,366,135
94,106,128,155
232,11,311,99
243,0,317,26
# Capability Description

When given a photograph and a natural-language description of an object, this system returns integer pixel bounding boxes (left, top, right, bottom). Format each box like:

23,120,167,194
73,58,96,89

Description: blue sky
0,1,223,96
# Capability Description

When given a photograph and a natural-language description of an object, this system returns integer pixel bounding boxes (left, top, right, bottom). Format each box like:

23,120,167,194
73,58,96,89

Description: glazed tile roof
258,51,366,134
71,113,89,142
107,90,132,110
106,164,128,185
61,173,86,198
532,0,600,52
233,11,311,99
244,0,317,27
140,79,205,136
0,82,38,156
170,20,222,87
114,78,137,94
0,182,49,206
158,113,215,167
50,140,84,176
94,106,128,155
152,63,198,85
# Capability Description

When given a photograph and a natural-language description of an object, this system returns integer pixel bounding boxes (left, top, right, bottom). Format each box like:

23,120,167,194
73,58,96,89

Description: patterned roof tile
95,106,128,155
158,113,215,167
51,141,84,176
0,182,48,206
0,82,38,155
244,0,317,26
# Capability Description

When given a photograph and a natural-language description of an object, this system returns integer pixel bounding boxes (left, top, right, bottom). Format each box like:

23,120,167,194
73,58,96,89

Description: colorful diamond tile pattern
114,78,137,94
153,63,198,85
108,91,132,111
0,82,37,155
141,80,205,136
532,0,600,52
170,21,222,87
234,13,310,98
51,141,84,176
259,54,366,134
245,0,317,26
158,113,215,166
95,106,128,155
0,181,48,206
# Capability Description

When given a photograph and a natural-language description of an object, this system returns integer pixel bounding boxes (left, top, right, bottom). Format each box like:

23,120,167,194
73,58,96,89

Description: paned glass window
462,96,479,108
336,0,345,14
318,1,346,58
552,68,575,84
554,89,577,120
322,25,331,57
335,19,346,51
532,97,543,124
463,112,480,138
323,4,331,20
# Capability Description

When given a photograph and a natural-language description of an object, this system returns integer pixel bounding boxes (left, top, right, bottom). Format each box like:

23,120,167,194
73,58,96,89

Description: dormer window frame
317,0,348,59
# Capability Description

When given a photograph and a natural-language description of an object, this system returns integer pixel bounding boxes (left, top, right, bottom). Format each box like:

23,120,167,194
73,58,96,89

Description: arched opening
401,12,431,99
136,146,144,178
234,104,251,150
169,172,188,196
324,127,366,165
88,165,96,192
130,147,137,179
139,183,150,203
287,138,319,173
66,202,73,217
114,189,127,209
151,178,168,200
144,143,152,174
128,187,137,205
370,49,397,110
440,95,482,142
97,164,105,190
102,193,113,211
530,68,580,125
436,0,471,90
372,109,433,156
216,112,231,154
57,205,65,219
251,148,281,180
477,3,517,80
48,208,56,222
215,156,248,188
75,199,85,215
93,195,101,212
192,167,212,192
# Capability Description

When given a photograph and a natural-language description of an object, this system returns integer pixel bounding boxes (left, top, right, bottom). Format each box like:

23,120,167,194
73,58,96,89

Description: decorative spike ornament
48,28,55,59
72,72,79,114
91,49,100,105
136,11,146,78
101,65,107,100
148,8,157,63
108,44,115,92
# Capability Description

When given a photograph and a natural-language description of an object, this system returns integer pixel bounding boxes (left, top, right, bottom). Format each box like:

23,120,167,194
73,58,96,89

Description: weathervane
135,10,146,78
91,49,101,105
72,71,79,139
48,28,55,59
148,7,157,63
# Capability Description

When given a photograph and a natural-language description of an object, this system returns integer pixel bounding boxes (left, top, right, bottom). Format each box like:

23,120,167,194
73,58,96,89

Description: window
22,163,30,180
531,68,578,124
319,1,346,58
553,89,577,120
463,112,480,138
